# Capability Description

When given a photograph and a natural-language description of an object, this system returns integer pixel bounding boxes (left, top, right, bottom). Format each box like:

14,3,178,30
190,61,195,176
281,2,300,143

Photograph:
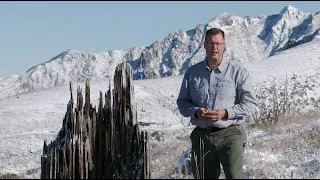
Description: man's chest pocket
216,81,236,100
190,81,208,102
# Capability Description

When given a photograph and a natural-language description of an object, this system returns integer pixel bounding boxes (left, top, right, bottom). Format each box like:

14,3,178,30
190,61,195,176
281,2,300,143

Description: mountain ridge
0,5,319,99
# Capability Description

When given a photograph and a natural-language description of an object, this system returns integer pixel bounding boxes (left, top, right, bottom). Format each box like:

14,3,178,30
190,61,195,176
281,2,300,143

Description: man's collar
202,57,229,72
201,59,211,71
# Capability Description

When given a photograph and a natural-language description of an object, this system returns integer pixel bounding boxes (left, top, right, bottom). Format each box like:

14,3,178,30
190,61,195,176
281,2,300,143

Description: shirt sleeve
226,67,258,120
176,69,199,118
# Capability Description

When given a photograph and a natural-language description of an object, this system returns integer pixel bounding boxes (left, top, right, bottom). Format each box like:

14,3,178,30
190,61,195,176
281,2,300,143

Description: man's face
204,33,225,61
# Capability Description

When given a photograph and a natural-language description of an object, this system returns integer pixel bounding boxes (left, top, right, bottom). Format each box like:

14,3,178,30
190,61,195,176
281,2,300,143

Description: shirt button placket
208,71,216,110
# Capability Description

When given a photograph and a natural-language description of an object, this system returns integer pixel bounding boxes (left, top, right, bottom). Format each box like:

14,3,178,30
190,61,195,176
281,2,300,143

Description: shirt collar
202,57,229,73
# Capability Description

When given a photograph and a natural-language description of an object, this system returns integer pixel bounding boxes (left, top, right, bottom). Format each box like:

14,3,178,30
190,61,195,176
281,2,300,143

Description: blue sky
0,1,319,77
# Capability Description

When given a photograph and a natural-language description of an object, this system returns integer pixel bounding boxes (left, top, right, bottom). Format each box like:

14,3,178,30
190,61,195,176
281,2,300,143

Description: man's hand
196,108,209,120
202,109,227,121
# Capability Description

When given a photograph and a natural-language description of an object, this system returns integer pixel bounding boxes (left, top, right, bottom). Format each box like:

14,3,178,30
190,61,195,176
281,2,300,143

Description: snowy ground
0,40,320,178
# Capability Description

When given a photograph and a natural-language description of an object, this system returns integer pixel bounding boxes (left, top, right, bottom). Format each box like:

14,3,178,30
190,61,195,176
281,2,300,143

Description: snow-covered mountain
0,5,319,99
0,38,320,178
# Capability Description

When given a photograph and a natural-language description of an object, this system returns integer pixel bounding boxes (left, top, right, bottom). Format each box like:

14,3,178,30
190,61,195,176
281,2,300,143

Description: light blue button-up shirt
177,58,258,128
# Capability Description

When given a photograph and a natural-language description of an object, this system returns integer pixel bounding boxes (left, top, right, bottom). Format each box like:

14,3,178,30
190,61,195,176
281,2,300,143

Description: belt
197,125,231,133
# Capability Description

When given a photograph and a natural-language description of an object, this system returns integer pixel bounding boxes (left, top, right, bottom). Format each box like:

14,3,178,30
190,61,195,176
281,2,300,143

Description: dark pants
190,125,247,179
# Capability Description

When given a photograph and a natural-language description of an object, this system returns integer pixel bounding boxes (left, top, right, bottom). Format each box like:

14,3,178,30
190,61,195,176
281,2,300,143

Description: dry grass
150,134,191,179
250,108,320,152
243,111,320,178
248,107,320,129
149,106,320,179
0,173,22,179
279,108,320,124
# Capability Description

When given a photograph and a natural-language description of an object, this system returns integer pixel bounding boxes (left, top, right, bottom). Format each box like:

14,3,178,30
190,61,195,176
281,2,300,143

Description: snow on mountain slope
0,47,144,100
0,5,319,100
1,37,320,178
245,37,320,84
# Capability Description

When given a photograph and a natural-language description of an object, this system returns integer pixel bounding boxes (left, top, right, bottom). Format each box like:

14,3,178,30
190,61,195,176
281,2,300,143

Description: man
177,27,258,179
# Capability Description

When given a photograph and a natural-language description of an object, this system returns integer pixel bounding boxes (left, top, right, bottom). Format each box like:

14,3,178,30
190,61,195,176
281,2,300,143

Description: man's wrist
194,109,199,119
224,109,228,119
